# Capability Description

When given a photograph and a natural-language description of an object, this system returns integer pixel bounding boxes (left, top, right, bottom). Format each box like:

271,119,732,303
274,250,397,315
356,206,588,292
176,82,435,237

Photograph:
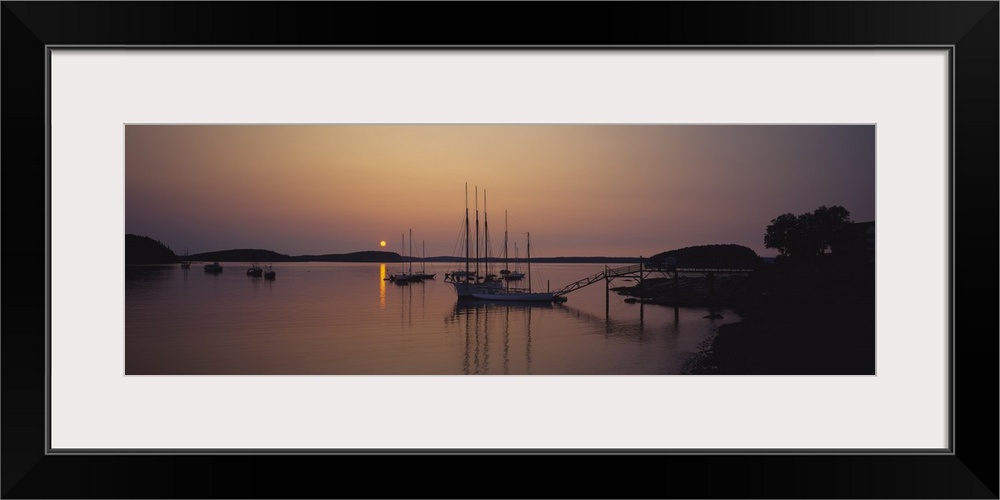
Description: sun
379,240,386,247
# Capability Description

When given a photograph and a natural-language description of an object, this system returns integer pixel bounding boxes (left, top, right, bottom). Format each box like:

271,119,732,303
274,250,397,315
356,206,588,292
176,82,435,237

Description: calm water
125,262,739,375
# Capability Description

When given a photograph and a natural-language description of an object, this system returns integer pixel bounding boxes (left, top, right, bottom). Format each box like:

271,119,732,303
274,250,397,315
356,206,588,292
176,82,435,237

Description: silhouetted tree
763,213,803,258
764,206,852,259
808,205,852,255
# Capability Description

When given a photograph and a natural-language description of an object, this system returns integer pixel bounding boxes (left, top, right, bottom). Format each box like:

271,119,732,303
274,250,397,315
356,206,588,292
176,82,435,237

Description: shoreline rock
682,302,875,375
611,275,748,308
616,264,876,375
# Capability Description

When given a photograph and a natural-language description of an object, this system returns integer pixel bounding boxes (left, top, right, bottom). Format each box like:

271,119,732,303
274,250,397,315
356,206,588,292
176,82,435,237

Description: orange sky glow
125,124,876,258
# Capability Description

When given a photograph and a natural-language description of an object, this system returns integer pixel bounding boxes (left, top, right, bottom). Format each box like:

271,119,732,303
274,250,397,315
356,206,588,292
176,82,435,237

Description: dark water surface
125,262,738,375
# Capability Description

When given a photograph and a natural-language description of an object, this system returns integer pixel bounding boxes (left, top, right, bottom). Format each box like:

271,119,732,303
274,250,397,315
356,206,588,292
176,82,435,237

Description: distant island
125,234,658,265
189,249,403,263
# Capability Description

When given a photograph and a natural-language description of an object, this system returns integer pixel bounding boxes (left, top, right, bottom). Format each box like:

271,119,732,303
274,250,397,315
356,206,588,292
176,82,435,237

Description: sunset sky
124,124,875,258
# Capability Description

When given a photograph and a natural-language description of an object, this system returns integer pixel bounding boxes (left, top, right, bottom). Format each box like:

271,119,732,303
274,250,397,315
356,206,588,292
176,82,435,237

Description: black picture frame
3,2,996,498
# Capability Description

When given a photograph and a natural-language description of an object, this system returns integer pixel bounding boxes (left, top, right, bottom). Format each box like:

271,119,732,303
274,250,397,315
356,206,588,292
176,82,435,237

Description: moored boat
445,185,503,298
450,278,503,297
204,262,223,273
499,211,525,281
470,232,558,303
180,246,191,269
388,230,424,283
502,242,525,281
247,262,263,277
412,241,436,280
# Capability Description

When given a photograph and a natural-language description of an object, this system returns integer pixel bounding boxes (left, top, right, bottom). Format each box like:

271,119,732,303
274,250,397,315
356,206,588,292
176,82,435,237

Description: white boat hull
470,290,554,302
449,280,504,298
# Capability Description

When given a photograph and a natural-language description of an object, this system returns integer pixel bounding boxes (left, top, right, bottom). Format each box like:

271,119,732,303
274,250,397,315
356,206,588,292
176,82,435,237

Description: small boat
204,262,223,273
502,242,525,281
499,211,525,281
263,264,276,280
180,261,191,269
412,241,436,280
247,262,263,277
388,230,424,283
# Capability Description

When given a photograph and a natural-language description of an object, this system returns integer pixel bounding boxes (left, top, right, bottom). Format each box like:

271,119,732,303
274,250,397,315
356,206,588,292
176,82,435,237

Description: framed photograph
5,2,996,498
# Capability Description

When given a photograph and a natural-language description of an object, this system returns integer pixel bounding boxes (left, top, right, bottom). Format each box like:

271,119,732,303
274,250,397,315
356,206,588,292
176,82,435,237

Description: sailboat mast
503,210,509,290
464,183,470,277
475,186,480,279
400,233,405,274
514,242,519,273
504,210,509,272
483,189,490,278
527,232,532,292
408,228,413,274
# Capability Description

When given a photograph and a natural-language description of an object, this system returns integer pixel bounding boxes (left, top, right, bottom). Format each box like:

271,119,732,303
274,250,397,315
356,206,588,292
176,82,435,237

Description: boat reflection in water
447,299,554,375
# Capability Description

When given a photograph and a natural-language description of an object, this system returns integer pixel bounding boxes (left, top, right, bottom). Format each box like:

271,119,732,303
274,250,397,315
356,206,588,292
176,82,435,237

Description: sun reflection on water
379,263,386,309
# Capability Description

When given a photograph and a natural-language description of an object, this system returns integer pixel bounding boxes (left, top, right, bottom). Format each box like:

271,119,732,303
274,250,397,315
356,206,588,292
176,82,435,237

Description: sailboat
502,242,525,281
446,183,476,281
511,244,526,280
412,240,436,280
247,262,263,277
180,246,191,269
471,232,554,302
445,185,502,298
389,230,421,284
499,210,523,281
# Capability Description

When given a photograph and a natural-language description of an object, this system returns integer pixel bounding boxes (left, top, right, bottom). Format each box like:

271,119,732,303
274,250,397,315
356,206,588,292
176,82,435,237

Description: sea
125,262,739,375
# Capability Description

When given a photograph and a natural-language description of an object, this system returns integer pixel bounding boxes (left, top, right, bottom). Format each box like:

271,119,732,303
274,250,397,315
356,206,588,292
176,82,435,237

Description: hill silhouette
125,234,180,264
186,249,404,263
650,244,762,269
613,244,761,308
289,251,403,262
188,248,291,262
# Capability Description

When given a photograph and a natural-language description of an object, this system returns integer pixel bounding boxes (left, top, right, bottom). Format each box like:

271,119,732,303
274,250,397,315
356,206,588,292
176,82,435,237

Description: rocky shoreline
610,274,749,309
680,301,876,375
613,264,876,375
